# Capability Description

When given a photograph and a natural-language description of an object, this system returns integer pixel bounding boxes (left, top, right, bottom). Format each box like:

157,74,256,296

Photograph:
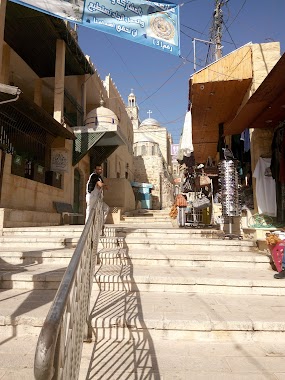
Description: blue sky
78,0,285,143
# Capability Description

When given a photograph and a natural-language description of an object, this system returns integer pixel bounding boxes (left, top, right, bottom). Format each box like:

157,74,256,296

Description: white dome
140,118,161,128
84,104,118,128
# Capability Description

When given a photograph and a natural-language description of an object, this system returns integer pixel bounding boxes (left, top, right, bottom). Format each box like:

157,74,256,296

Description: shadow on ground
84,246,161,380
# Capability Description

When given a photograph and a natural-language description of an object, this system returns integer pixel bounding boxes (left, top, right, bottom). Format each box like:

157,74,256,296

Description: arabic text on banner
9,0,180,56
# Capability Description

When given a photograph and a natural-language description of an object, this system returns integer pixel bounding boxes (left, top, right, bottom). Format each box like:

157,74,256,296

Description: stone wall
136,128,168,164
134,155,173,210
104,75,134,182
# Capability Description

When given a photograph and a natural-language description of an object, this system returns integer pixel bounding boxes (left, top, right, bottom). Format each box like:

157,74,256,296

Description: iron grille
0,103,54,165
73,132,105,165
64,89,84,127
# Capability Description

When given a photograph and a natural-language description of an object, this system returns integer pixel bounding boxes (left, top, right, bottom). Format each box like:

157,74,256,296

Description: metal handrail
34,194,103,380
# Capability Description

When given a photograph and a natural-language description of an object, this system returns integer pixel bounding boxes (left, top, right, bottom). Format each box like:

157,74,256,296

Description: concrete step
119,222,175,228
2,225,117,237
65,236,124,249
79,338,285,380
124,209,170,216
3,226,84,235
0,289,56,334
0,263,65,290
0,248,74,265
89,290,285,341
98,248,271,269
0,288,284,340
116,226,224,239
124,236,257,252
0,236,66,249
95,262,283,295
0,256,278,295
123,214,171,220
121,217,173,224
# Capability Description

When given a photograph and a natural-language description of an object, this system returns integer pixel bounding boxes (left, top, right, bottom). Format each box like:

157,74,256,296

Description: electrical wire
226,0,247,28
139,61,185,106
223,22,237,49
103,34,169,122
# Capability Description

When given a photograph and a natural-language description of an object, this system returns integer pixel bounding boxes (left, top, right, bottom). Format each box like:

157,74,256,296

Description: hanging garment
253,157,277,217
179,109,194,157
241,129,250,153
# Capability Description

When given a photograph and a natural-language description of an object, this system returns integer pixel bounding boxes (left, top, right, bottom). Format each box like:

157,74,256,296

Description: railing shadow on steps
0,257,61,353
81,245,161,380
34,193,104,380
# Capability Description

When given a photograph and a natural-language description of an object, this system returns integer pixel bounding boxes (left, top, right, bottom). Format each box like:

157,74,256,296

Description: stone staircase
121,209,174,226
78,214,285,379
0,225,121,379
0,213,285,379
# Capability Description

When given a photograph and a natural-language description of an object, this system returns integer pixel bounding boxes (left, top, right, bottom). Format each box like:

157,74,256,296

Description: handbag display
195,174,211,188
205,156,219,177
192,194,211,210
182,176,193,193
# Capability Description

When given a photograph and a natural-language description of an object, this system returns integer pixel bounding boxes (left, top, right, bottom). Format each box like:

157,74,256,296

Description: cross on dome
147,110,152,118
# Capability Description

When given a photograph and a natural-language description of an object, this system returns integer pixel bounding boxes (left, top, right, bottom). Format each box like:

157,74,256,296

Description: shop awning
72,124,128,165
189,44,253,163
0,92,75,140
5,2,94,78
224,53,285,135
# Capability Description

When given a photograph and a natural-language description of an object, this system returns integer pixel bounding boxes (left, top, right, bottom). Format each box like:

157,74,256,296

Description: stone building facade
127,92,174,210
0,2,135,227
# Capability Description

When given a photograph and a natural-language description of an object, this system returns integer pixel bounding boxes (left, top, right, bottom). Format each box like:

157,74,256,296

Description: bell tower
126,90,140,130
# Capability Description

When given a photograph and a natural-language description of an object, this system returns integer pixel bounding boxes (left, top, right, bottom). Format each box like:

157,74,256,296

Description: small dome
84,104,118,128
140,118,161,128
134,133,156,144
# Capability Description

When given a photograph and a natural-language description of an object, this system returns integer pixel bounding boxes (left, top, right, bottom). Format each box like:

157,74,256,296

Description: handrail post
34,193,103,380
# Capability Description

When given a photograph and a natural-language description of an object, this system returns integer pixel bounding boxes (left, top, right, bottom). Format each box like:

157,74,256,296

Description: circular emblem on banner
150,15,175,40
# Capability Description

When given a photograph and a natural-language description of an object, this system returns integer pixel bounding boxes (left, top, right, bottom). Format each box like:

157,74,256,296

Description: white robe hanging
179,109,194,157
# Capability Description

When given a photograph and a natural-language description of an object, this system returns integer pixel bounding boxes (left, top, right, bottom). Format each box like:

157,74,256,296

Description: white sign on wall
51,149,69,173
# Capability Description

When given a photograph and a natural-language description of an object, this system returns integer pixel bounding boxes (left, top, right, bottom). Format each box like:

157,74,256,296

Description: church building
126,91,174,210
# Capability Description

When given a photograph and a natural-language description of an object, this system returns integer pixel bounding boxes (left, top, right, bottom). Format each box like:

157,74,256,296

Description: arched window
141,145,146,155
152,145,156,155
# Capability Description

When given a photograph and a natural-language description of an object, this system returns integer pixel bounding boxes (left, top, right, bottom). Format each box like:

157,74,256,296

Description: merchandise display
218,160,241,217
218,160,242,239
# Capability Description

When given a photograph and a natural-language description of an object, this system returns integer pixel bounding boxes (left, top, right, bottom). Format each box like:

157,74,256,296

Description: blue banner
9,0,180,56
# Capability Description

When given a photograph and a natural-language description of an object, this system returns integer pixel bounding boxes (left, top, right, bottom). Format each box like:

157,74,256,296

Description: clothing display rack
218,160,242,239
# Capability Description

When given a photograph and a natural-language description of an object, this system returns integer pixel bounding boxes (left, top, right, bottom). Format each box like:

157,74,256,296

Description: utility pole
212,0,228,61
